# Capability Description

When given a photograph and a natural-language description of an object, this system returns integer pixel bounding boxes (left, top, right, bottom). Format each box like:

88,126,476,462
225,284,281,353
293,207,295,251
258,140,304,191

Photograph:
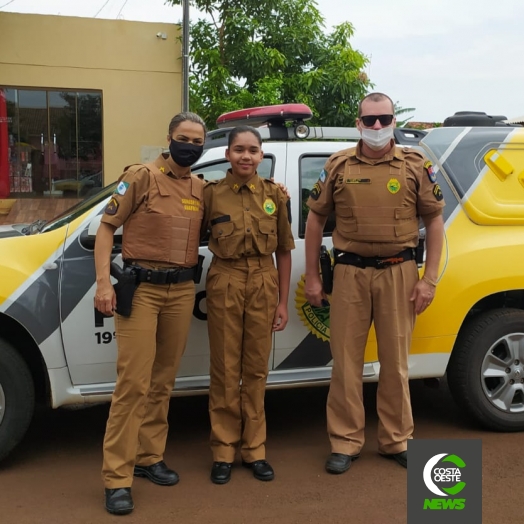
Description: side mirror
79,215,123,251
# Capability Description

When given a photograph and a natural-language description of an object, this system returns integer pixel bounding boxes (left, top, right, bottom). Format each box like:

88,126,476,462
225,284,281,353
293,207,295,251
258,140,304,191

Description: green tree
167,0,371,129
394,102,415,127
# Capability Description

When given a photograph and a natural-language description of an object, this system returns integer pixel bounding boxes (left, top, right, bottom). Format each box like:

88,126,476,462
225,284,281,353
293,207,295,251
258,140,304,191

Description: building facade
0,12,182,223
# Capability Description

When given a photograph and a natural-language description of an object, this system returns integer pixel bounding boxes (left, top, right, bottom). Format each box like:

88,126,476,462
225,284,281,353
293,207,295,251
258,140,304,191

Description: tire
0,339,35,462
447,308,524,431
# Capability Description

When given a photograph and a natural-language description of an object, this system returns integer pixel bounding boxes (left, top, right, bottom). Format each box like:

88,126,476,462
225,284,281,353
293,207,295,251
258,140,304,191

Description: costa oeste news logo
423,453,466,510
407,439,481,523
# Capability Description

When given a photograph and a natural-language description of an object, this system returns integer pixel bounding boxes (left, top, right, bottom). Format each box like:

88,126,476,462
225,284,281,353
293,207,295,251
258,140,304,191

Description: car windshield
41,183,117,234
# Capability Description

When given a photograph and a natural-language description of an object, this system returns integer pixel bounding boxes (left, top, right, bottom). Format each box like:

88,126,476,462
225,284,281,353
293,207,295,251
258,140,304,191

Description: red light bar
216,103,313,129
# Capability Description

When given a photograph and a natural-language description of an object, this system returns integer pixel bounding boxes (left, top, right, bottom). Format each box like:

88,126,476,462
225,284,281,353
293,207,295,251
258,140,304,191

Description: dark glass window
299,155,335,238
0,87,103,200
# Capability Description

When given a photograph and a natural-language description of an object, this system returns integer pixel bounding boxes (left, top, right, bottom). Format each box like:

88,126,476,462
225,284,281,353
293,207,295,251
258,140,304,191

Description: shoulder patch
319,169,327,183
104,197,119,215
424,160,437,183
433,184,443,201
115,181,129,196
310,182,321,200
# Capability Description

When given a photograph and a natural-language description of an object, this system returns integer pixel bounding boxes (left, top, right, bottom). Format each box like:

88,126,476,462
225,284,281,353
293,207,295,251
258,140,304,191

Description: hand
305,274,326,307
272,303,289,331
274,181,290,198
410,278,436,315
94,280,116,316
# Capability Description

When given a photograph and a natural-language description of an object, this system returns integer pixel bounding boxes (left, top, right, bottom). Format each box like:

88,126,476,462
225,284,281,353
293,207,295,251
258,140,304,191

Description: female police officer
94,112,206,515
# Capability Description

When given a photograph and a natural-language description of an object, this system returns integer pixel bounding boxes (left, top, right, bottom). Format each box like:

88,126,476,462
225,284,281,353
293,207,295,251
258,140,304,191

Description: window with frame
299,155,335,238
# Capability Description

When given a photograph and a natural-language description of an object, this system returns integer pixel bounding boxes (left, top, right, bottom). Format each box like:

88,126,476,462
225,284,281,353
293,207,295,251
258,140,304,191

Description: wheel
0,339,35,462
447,308,524,431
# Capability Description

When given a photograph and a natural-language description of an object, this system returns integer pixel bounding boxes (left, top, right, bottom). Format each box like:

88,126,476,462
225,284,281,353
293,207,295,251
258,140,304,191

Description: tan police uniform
307,142,444,456
203,170,295,463
100,153,204,489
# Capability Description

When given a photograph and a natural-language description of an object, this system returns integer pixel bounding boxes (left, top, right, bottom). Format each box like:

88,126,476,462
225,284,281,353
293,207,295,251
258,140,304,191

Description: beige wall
0,12,182,185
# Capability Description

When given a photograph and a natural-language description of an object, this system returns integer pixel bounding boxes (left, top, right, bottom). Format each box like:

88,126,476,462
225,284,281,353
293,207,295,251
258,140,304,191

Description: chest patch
264,199,276,215
346,178,371,184
387,178,401,194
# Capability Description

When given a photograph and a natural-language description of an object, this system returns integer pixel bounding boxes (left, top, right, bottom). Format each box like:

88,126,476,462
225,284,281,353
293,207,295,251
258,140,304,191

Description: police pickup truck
1,104,524,463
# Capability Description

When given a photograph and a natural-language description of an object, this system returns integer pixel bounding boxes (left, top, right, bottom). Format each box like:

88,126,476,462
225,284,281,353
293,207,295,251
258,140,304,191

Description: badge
424,160,437,183
233,183,239,190
319,169,327,183
160,166,165,173
263,198,276,215
115,181,129,196
387,178,401,194
249,183,256,191
105,197,119,215
310,182,321,200
346,178,371,184
433,184,444,201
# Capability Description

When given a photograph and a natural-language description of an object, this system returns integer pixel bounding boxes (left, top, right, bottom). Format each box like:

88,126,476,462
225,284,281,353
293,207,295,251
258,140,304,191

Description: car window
299,155,335,238
194,156,274,182
41,183,116,233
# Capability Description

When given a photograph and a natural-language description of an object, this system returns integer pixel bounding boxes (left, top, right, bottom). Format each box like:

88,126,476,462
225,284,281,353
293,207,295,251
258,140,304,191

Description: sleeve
305,154,339,216
410,153,445,218
100,166,150,228
200,182,214,239
276,187,295,251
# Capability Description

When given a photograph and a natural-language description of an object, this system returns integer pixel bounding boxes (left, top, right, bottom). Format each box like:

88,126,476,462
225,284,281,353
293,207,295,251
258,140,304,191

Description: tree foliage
167,0,371,129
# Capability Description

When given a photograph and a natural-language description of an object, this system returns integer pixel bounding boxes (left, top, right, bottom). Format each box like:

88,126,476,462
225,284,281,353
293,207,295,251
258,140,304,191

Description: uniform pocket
211,221,236,257
257,218,278,254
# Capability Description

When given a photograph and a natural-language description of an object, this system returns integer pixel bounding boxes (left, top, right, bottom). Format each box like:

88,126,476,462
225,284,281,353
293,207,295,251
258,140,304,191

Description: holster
319,245,333,295
416,237,425,265
110,262,139,318
194,255,205,284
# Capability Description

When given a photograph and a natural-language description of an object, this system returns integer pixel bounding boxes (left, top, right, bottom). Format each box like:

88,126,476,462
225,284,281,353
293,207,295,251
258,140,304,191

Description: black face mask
169,139,204,168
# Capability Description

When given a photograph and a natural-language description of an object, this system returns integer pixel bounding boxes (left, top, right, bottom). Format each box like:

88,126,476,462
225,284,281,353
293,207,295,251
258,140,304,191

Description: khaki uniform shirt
307,141,445,257
101,153,204,267
202,170,295,259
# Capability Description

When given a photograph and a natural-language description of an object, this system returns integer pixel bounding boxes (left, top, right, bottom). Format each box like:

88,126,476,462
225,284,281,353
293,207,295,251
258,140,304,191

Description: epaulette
262,177,276,185
204,179,219,187
401,147,425,158
123,163,147,175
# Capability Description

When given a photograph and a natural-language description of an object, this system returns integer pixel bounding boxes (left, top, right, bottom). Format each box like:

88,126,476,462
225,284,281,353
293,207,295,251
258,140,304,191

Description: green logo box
408,439,482,523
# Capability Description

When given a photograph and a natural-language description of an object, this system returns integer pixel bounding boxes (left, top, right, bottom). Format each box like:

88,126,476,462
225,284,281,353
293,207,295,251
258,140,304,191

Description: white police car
1,104,524,464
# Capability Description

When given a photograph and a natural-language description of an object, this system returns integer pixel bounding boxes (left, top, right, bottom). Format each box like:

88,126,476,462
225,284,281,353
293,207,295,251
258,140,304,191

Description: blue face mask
169,139,204,167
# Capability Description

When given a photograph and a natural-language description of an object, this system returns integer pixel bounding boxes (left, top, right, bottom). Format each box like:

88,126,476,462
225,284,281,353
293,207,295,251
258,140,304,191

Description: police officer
304,93,445,474
202,126,295,485
94,112,206,514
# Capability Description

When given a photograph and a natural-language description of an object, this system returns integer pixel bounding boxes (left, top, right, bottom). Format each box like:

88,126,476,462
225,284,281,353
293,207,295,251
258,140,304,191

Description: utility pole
182,0,190,111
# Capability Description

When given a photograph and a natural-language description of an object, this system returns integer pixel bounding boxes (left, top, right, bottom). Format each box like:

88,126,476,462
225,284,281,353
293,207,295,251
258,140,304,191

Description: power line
94,0,111,18
0,0,17,9
116,0,129,19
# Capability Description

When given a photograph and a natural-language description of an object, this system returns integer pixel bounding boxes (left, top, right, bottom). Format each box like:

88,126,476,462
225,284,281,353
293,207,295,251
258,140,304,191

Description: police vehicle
1,104,524,463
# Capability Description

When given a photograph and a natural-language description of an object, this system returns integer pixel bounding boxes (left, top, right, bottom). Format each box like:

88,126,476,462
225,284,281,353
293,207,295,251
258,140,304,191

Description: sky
2,0,524,122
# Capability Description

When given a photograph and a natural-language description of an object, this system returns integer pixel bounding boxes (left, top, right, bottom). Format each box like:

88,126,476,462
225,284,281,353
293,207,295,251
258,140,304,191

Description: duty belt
334,247,415,269
125,264,198,285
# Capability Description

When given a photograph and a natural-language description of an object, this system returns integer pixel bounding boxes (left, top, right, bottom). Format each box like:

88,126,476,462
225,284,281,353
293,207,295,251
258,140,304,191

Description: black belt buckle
146,269,168,284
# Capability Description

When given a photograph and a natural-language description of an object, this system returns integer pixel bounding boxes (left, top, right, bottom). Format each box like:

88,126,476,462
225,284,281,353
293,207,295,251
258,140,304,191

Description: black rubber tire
447,308,524,432
0,339,35,462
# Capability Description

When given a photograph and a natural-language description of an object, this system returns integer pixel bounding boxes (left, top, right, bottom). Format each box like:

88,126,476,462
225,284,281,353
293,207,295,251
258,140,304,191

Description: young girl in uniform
202,125,295,484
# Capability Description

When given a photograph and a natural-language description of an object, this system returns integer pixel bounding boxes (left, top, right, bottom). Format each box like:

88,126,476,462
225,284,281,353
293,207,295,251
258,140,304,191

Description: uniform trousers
206,255,278,463
327,260,418,456
102,280,195,488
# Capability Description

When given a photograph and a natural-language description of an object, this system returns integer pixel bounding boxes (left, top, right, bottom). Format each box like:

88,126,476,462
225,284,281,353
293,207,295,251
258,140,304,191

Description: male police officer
304,92,444,474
